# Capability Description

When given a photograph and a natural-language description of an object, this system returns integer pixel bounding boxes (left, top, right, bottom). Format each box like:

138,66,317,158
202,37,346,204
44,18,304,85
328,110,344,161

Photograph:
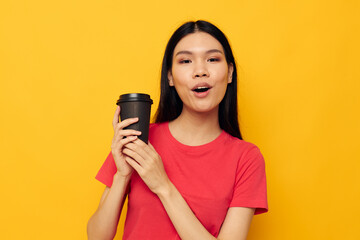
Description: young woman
87,20,268,240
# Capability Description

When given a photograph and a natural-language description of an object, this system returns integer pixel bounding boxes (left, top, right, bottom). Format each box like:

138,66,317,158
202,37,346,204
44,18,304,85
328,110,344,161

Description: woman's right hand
111,106,142,178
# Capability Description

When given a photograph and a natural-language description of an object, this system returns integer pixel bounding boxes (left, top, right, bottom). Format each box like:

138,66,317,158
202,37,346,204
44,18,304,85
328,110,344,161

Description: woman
87,20,268,240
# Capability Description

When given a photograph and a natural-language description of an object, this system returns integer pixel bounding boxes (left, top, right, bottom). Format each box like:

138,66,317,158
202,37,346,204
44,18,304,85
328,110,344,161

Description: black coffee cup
116,93,153,143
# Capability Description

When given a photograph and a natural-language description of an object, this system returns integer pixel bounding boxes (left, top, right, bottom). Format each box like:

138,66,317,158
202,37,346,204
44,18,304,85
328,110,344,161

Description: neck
168,106,222,146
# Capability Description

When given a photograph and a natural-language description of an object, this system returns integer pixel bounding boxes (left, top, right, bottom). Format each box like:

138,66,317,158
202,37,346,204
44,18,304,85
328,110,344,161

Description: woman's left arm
123,139,255,240
157,184,255,240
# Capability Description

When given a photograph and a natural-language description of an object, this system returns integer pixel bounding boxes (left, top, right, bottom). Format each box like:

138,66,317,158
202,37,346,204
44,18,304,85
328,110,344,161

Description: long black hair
154,20,242,140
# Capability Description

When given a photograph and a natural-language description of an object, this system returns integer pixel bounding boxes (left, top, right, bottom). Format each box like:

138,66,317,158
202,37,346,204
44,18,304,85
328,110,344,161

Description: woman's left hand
122,140,171,196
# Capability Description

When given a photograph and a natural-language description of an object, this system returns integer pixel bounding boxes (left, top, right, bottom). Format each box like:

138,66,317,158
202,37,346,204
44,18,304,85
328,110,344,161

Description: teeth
194,86,210,92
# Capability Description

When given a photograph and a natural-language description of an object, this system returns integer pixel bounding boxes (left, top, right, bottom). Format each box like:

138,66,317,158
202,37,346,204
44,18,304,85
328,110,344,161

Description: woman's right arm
87,106,141,240
87,174,130,240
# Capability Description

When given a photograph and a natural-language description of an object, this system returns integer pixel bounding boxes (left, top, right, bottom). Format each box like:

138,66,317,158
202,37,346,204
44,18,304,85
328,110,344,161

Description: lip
191,82,212,91
191,82,212,98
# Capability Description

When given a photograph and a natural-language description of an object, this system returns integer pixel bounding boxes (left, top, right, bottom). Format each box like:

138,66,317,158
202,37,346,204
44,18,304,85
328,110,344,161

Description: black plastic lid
116,93,153,105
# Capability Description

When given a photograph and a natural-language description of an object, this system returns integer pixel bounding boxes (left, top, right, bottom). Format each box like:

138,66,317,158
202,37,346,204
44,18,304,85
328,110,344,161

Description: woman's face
168,31,233,114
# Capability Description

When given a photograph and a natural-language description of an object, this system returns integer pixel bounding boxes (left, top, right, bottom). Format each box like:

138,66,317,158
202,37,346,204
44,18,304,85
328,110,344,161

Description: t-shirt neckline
163,122,227,152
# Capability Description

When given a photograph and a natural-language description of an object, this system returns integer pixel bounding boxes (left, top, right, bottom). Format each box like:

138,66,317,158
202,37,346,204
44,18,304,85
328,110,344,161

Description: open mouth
192,86,211,93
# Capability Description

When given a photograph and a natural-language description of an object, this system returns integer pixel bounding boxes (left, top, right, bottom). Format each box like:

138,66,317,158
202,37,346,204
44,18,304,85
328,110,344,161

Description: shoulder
223,132,262,156
222,133,265,167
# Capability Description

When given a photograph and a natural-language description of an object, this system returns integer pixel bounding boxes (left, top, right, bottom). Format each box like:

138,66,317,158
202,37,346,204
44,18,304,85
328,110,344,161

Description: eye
208,58,220,62
179,59,192,64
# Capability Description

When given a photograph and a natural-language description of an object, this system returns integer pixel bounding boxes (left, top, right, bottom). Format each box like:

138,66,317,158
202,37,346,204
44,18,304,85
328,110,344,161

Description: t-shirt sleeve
95,151,117,187
230,145,268,215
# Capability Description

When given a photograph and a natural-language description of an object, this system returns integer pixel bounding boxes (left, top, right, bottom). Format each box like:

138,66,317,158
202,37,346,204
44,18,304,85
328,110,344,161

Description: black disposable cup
116,93,153,143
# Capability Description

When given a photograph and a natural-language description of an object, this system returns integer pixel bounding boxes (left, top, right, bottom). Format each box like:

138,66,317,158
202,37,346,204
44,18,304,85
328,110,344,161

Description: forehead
173,32,224,54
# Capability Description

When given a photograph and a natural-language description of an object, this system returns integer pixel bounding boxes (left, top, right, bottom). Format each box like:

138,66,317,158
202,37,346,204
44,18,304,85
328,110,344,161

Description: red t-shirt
96,122,268,239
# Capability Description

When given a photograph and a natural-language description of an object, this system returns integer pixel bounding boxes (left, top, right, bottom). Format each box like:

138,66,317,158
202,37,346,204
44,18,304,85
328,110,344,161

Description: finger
122,146,147,166
113,134,139,151
116,117,139,131
116,129,142,138
124,139,156,162
113,130,140,149
148,142,156,151
119,135,138,146
133,139,158,160
113,130,137,147
147,142,159,157
112,106,121,129
125,156,143,174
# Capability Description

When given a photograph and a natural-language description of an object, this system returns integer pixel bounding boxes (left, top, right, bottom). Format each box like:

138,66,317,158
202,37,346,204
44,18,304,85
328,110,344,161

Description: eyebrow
174,49,223,56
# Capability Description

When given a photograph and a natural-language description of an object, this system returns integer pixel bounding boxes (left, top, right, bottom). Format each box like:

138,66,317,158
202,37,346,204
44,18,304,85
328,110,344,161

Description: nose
192,62,209,79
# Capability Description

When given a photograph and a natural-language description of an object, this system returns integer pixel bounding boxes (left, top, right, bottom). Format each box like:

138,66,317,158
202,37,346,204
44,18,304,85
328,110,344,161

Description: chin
192,104,219,114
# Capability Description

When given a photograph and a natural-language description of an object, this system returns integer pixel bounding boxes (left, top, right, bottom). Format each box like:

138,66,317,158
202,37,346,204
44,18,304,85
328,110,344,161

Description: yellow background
1,0,359,239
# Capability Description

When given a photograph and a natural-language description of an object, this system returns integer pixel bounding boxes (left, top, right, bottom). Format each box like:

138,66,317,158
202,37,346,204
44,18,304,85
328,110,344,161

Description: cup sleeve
229,146,268,215
95,151,117,187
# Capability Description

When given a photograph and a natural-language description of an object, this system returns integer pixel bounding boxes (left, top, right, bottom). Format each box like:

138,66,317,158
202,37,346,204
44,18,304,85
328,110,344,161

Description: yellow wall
1,0,359,239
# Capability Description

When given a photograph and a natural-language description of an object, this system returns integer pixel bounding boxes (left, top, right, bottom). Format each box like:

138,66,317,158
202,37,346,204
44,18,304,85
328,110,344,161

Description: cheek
210,62,229,79
172,78,187,94
171,70,189,90
213,68,230,98
215,82,228,102
170,75,188,99
172,67,189,81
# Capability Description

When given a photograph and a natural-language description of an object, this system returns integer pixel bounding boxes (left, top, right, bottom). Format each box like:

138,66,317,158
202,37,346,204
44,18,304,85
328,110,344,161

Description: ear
168,71,174,86
227,63,234,84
